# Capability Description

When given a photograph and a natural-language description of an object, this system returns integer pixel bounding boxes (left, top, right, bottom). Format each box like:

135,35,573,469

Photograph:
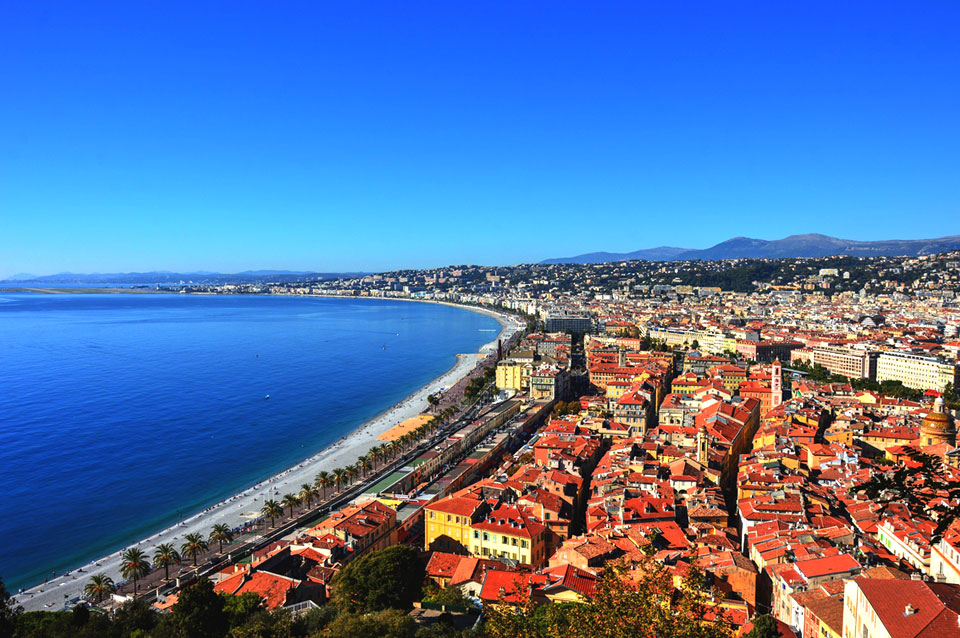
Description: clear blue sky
1,2,958,277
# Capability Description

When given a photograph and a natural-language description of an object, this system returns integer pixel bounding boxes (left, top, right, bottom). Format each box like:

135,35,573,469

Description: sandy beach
13,300,522,612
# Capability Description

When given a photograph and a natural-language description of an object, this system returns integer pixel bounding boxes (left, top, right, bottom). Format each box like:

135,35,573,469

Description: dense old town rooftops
150,259,960,634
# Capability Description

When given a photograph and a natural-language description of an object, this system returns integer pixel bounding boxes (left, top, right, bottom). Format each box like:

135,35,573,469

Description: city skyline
2,2,958,277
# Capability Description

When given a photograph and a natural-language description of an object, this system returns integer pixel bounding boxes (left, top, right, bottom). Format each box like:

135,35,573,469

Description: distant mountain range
1,270,367,285
541,233,960,264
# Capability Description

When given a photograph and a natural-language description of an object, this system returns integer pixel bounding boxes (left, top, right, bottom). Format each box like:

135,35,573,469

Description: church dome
920,397,956,446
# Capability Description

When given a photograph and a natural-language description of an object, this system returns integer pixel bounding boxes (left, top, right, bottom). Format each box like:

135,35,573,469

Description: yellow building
470,506,547,568
425,495,479,554
605,380,633,400
496,359,529,392
425,495,547,568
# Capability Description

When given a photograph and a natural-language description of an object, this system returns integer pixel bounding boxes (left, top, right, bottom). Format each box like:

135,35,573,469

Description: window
512,538,518,546
473,530,480,539
521,540,528,548
429,511,435,519
446,514,451,522
483,532,489,541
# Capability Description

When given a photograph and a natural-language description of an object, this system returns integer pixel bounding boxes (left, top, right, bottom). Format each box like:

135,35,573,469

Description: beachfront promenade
131,389,498,608
14,304,523,612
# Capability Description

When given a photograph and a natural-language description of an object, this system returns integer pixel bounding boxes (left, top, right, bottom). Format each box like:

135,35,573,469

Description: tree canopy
856,447,960,541
331,545,425,614
483,559,730,638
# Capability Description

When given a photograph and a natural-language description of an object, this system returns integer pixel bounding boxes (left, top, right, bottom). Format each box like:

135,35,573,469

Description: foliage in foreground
330,545,425,614
856,446,960,540
4,544,740,638
483,559,731,638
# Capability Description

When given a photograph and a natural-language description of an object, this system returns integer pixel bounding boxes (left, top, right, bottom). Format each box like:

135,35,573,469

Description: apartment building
875,352,959,391
842,577,960,638
793,346,878,379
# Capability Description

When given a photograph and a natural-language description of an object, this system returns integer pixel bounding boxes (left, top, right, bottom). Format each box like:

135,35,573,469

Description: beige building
930,535,960,584
793,345,877,379
875,352,958,391
842,577,960,638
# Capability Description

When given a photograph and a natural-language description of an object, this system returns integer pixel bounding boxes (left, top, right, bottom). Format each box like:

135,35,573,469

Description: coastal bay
0,293,518,609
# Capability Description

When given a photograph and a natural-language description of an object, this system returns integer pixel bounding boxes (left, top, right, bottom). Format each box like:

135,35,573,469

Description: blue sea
0,293,499,591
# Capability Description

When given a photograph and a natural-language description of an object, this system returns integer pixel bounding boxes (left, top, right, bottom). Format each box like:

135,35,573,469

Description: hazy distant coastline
0,287,172,294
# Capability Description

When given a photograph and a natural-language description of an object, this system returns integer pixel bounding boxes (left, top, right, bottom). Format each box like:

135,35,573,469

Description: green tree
316,470,332,498
221,590,266,627
181,532,210,566
331,545,425,614
484,558,729,638
120,547,150,594
358,455,371,478
299,483,318,509
261,499,283,528
0,576,23,637
113,598,159,636
294,604,340,636
422,585,476,609
170,577,228,638
332,468,348,491
944,383,960,411
324,608,417,638
746,614,782,638
153,543,181,580
82,572,115,603
856,447,960,540
209,523,234,554
281,493,300,518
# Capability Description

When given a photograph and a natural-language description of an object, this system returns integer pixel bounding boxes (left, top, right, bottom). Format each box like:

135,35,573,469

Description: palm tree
345,464,359,484
281,493,300,518
299,483,317,508
317,472,332,498
369,446,383,469
332,468,347,492
261,499,282,527
315,470,331,497
209,523,234,554
180,532,209,566
153,543,181,581
357,454,369,477
120,547,150,595
83,573,115,603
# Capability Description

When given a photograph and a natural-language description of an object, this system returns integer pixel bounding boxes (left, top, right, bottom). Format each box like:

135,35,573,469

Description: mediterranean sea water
0,294,500,591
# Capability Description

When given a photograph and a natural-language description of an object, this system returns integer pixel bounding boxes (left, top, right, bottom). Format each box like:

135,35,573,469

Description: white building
875,352,958,391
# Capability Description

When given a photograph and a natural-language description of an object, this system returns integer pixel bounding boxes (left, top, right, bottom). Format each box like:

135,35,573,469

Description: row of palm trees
83,406,463,602
256,406,461,530
82,523,238,602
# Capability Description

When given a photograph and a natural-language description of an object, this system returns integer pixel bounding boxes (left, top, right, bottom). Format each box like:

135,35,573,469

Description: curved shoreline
12,297,522,611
